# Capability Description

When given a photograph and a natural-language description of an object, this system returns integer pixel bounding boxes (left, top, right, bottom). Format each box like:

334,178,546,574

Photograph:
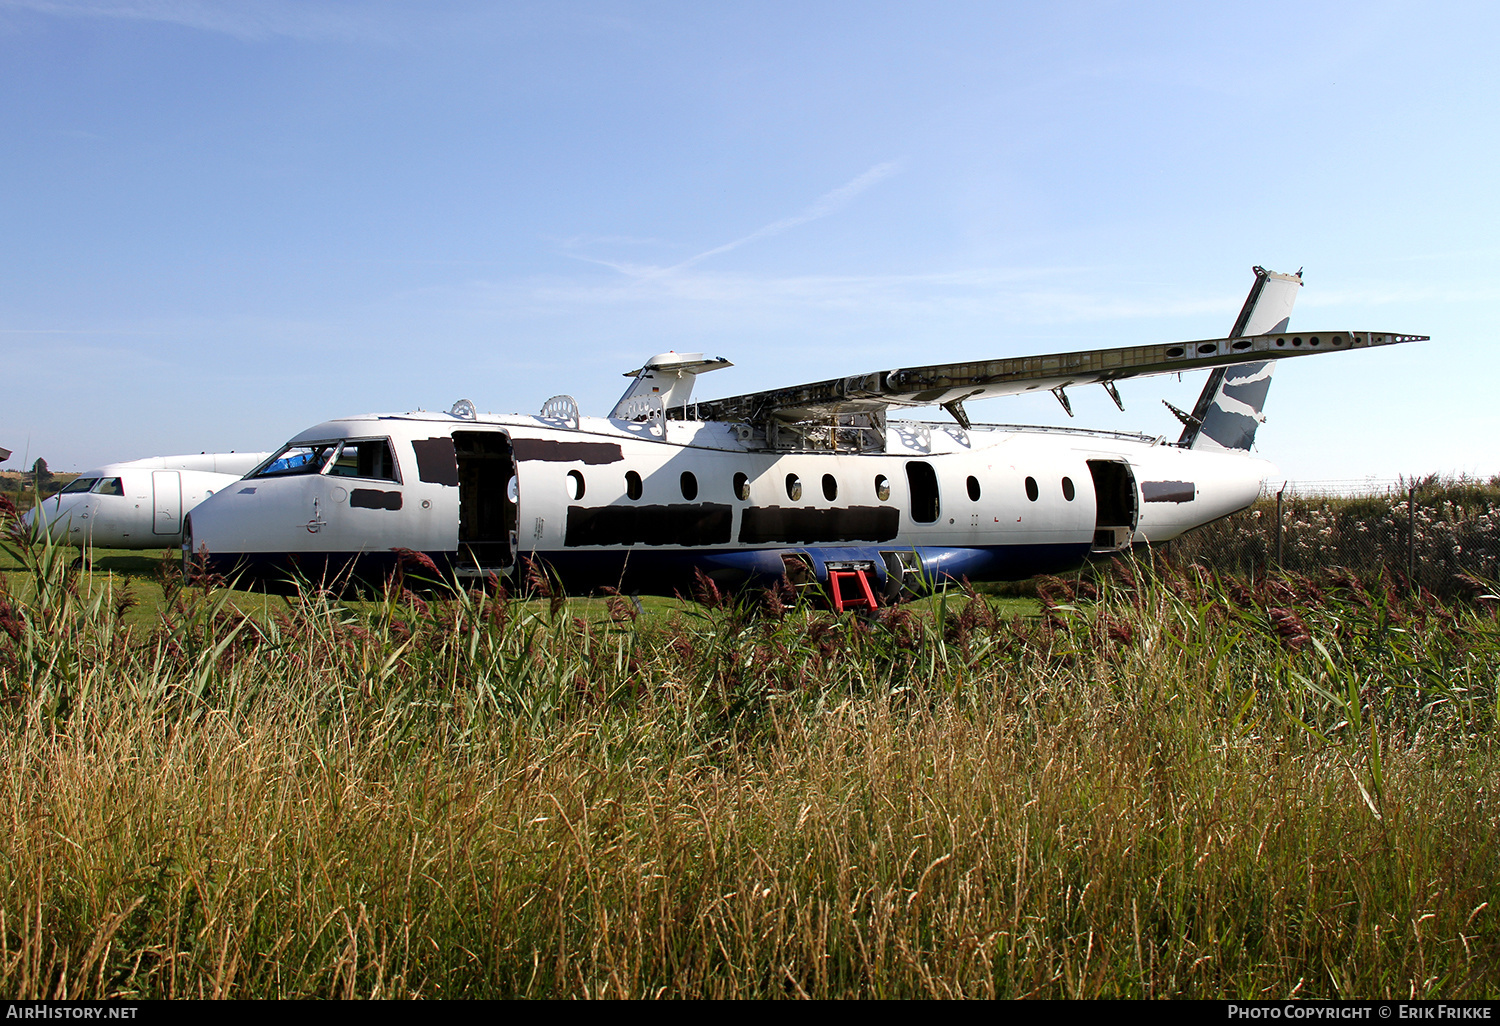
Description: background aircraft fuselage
25,452,270,550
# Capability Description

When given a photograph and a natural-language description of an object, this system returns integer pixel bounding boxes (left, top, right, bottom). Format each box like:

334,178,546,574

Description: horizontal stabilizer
610,352,732,420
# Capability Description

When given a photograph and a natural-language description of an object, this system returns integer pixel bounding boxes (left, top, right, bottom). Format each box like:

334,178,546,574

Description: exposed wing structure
686,329,1425,450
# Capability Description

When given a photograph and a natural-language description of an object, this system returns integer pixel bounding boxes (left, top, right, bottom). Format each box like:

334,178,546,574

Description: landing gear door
1086,459,1137,553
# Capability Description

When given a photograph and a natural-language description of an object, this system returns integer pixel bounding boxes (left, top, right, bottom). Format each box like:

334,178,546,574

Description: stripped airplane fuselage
182,268,1423,598
186,411,1269,596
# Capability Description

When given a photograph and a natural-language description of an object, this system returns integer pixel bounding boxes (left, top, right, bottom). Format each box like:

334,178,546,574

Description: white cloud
1300,284,1500,308
401,264,1240,352
0,0,381,42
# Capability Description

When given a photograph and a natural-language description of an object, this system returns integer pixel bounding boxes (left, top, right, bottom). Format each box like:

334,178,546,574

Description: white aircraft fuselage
25,452,271,550
173,266,1422,598
183,410,1269,597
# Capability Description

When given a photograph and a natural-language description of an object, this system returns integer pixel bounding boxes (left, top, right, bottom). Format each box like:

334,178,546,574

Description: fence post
1275,484,1285,569
1407,482,1417,585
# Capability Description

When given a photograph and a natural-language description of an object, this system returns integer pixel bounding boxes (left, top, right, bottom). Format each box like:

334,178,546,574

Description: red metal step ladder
827,568,879,613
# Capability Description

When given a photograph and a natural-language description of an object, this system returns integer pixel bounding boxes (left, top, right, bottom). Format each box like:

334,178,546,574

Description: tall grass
1,517,1497,998
1168,476,1500,592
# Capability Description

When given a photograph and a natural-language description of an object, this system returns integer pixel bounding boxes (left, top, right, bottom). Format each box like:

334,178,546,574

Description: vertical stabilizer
1178,266,1302,451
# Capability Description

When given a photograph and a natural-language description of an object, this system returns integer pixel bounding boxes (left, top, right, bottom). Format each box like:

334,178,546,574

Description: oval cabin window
875,475,891,502
734,472,750,501
786,474,802,501
822,474,838,501
680,471,698,501
1025,476,1039,502
566,470,585,501
625,470,643,501
1062,477,1075,501
966,476,981,501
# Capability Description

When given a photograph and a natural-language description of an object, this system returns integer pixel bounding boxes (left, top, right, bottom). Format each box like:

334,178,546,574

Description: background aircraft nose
18,506,50,539
21,497,79,540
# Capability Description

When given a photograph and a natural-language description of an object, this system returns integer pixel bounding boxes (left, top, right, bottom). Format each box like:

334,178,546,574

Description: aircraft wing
691,330,1426,426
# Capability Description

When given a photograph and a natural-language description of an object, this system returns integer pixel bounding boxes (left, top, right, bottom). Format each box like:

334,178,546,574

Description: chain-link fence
1159,477,1500,593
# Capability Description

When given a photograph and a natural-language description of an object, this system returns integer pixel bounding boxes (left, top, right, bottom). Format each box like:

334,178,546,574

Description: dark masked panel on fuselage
412,437,460,486
738,506,900,545
350,488,403,510
564,504,733,547
514,439,624,465
1141,481,1196,504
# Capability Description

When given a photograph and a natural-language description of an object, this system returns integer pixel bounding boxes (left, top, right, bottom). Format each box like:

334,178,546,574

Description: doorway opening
1086,460,1137,553
905,461,940,524
454,431,517,570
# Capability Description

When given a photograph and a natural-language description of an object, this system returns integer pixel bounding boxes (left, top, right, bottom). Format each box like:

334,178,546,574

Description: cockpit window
251,442,340,478
94,478,124,496
327,438,400,482
61,478,98,494
250,439,400,482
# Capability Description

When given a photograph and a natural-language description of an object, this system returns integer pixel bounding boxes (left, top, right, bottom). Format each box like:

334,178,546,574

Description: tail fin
1177,266,1303,451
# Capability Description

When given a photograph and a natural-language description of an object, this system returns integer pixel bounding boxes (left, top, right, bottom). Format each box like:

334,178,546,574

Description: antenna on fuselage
609,352,733,420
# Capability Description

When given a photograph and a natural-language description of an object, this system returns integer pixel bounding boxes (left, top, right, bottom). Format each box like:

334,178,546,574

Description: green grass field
1,523,1497,998
0,541,1039,628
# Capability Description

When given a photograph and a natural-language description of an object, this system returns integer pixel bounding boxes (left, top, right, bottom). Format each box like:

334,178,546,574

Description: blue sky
3,0,1496,484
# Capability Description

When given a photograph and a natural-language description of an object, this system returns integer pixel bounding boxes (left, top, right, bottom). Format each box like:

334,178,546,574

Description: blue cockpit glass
251,442,341,479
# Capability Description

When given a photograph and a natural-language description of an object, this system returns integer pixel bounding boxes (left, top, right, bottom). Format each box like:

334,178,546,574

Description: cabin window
905,461,939,524
94,478,124,496
1025,477,1039,502
1062,477,1075,501
822,474,838,501
566,470,585,501
680,471,698,501
966,476,981,502
733,472,750,501
875,475,890,502
626,470,643,501
328,438,400,482
253,442,340,478
61,478,98,494
786,474,802,501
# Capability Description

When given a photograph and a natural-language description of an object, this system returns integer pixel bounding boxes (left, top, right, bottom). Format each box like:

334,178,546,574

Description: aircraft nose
23,498,79,539
18,506,47,539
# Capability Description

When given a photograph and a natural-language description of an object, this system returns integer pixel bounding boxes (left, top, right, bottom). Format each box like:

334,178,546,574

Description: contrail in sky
655,161,902,276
